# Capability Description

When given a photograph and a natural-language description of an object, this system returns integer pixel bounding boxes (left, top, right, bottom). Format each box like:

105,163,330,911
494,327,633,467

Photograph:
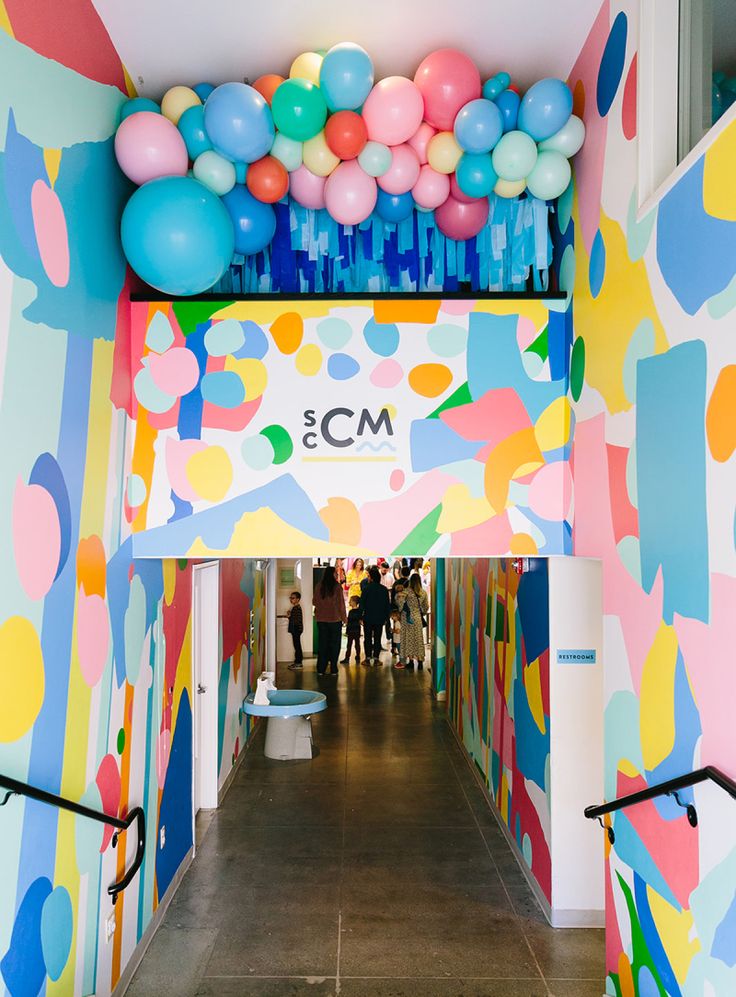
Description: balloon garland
115,45,584,296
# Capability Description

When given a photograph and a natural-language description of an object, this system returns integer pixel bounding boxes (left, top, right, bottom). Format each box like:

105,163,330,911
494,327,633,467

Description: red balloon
450,172,481,204
435,194,489,240
414,48,481,131
325,110,368,160
253,74,285,105
246,155,289,203
507,84,520,95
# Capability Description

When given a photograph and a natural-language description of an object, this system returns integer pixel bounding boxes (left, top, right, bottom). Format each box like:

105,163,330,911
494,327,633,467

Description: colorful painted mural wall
128,298,573,560
568,2,736,994
446,557,551,903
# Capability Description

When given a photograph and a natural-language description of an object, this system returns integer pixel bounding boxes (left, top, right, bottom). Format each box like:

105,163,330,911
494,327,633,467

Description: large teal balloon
121,176,234,295
271,79,327,141
178,105,213,159
456,152,498,198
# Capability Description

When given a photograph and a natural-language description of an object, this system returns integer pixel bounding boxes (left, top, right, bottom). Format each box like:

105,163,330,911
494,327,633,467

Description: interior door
192,561,220,815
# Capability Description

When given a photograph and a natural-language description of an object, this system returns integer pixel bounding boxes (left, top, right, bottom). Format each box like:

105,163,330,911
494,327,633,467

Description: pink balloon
450,172,481,204
377,144,420,195
289,164,327,209
407,122,437,165
325,160,377,225
412,164,450,209
362,77,425,146
414,49,482,131
435,194,489,240
114,111,188,186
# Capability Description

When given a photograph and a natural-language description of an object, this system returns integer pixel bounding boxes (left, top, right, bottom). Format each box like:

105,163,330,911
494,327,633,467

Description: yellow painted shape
639,622,679,770
163,559,177,606
319,497,362,546
186,446,233,502
706,364,736,461
131,409,157,532
224,356,268,400
270,311,303,354
408,362,453,398
0,0,13,36
535,396,572,451
647,886,701,982
123,65,138,97
484,428,544,513
703,117,736,221
43,148,62,188
382,403,397,420
499,771,510,822
295,343,322,376
524,657,546,734
373,299,441,324
573,206,668,414
472,299,549,327
437,483,495,533
0,617,45,741
618,758,642,778
510,533,538,555
214,299,353,325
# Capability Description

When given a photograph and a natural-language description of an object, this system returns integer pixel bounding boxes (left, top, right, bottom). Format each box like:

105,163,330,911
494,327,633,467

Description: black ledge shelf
130,290,567,303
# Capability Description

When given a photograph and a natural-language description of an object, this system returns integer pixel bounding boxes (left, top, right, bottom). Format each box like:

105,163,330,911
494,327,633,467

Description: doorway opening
191,560,220,822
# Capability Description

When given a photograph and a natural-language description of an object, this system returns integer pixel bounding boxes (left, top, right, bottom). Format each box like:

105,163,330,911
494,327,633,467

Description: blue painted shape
29,452,71,579
327,352,360,380
512,675,548,790
546,307,570,383
657,156,736,315
156,691,193,898
649,649,702,819
0,111,46,262
712,889,736,967
363,316,400,357
410,419,481,472
612,813,680,909
589,229,606,298
516,559,549,663
201,371,246,408
107,538,134,687
638,965,661,997
234,320,269,359
40,886,73,981
177,323,208,441
597,12,628,117
636,342,709,623
633,873,682,996
1,877,52,997
217,657,231,775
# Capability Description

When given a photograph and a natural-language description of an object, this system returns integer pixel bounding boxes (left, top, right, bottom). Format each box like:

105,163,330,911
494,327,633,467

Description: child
286,591,303,670
341,596,363,664
390,610,401,656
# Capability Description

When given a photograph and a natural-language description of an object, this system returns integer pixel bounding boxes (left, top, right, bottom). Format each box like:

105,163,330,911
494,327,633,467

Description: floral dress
395,588,429,661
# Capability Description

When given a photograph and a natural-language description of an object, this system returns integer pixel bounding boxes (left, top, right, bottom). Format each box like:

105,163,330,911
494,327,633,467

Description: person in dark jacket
341,596,363,665
361,565,390,666
286,591,303,669
313,565,347,675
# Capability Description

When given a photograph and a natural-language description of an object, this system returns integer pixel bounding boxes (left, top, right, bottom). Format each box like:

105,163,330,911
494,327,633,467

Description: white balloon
193,150,236,195
538,115,585,158
271,133,303,172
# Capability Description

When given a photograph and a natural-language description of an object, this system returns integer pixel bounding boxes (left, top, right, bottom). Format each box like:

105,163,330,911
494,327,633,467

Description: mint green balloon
271,79,327,141
193,150,237,195
358,140,392,178
491,130,538,182
271,133,303,172
526,150,571,200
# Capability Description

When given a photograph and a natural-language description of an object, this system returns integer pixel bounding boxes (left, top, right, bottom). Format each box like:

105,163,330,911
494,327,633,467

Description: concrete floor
127,653,605,997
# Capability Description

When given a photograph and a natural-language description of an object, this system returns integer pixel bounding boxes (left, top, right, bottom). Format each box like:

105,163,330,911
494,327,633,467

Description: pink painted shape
440,299,477,315
527,460,573,521
370,358,403,388
516,316,539,351
441,387,532,446
389,469,405,491
95,754,121,851
450,511,513,555
622,53,637,140
12,478,61,600
157,730,171,789
31,180,70,287
77,589,109,687
166,437,207,501
359,470,458,550
674,573,736,766
202,395,262,431
573,415,663,690
607,444,638,542
148,347,200,397
567,1,610,253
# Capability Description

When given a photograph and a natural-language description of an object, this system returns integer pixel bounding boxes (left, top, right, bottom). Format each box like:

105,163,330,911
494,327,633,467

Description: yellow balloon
161,85,201,125
289,51,323,86
427,132,463,175
302,130,340,177
494,177,527,198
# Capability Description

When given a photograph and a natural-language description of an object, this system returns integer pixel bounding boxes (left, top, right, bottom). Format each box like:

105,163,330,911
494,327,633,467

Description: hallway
127,661,604,997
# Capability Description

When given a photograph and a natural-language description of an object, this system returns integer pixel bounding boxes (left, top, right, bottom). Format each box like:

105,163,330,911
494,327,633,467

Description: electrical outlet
105,911,116,942
159,825,166,849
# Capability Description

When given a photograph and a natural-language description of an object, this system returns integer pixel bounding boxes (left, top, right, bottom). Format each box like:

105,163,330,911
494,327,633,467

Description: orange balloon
325,110,368,160
246,155,289,203
252,74,285,105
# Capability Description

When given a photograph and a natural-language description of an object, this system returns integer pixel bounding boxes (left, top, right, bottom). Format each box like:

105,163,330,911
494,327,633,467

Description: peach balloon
325,160,377,225
377,143,420,195
362,77,424,146
289,164,327,209
407,122,437,165
412,164,450,209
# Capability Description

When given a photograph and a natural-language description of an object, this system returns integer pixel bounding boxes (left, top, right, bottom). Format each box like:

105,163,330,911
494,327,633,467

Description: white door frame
192,561,220,826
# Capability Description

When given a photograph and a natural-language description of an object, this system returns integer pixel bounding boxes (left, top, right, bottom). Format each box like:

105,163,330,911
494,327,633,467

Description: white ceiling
93,0,603,99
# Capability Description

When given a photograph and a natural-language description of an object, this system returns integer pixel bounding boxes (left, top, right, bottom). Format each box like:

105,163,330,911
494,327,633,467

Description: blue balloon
121,177,234,296
454,99,503,154
193,82,216,101
456,153,498,198
375,189,415,223
120,97,160,122
496,72,511,90
221,184,276,255
178,105,213,159
319,42,374,111
518,78,573,142
204,82,275,163
234,162,248,184
482,78,503,100
494,89,521,132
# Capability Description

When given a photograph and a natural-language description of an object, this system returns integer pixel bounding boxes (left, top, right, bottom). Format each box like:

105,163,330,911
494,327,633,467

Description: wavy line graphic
355,441,397,453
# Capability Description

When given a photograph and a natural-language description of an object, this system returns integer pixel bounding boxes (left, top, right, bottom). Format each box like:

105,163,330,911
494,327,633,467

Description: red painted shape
622,54,637,140
4,0,127,91
606,444,639,543
96,754,122,851
221,560,249,662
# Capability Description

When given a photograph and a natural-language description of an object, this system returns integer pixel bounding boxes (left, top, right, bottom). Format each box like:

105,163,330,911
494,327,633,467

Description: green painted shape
615,872,667,995
392,504,441,556
525,325,548,360
570,336,586,402
116,728,125,754
494,600,506,641
260,424,294,464
485,593,493,637
172,301,233,337
177,559,188,571
427,382,473,419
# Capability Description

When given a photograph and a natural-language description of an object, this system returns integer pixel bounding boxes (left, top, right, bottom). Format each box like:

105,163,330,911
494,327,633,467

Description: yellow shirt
346,568,368,599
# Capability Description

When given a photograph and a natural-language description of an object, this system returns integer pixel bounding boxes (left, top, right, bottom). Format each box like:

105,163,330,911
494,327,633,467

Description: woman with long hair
394,572,429,670
346,557,368,603
313,565,347,675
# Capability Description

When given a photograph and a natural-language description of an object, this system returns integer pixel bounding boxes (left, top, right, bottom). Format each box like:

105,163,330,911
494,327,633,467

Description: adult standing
313,565,347,675
379,560,394,645
346,557,368,603
394,573,429,670
361,565,391,666
392,560,403,584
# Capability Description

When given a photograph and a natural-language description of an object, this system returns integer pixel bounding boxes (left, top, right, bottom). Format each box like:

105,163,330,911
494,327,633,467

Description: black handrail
585,766,736,844
0,774,146,904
